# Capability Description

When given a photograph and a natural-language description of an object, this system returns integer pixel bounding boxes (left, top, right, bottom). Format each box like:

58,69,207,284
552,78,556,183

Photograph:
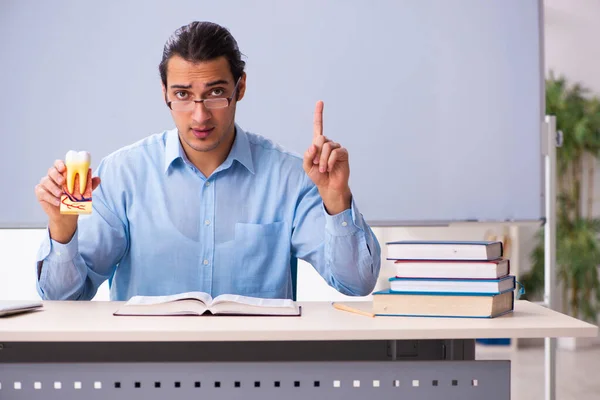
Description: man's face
162,55,246,155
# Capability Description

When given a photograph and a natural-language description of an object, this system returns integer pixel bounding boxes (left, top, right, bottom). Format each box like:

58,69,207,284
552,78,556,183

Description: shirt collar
221,124,255,175
163,124,255,175
164,128,186,174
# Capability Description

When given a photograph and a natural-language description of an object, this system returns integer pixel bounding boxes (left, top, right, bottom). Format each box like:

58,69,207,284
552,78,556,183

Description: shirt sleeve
291,174,381,296
35,159,129,300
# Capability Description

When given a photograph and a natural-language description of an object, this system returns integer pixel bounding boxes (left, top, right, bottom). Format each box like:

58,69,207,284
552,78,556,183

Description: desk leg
444,339,475,360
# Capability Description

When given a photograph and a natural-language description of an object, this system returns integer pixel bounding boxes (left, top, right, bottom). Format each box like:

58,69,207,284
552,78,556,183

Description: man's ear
236,72,247,102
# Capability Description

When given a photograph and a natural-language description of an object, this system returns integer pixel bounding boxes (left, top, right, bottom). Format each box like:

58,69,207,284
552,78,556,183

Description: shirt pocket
233,221,288,296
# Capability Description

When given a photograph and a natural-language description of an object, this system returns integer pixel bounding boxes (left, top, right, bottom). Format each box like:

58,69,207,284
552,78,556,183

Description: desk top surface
0,300,596,342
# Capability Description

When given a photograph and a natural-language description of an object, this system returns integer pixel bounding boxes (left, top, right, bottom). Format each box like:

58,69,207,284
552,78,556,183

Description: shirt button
205,181,211,187
205,220,211,226
56,251,62,256
341,221,348,227
203,259,209,265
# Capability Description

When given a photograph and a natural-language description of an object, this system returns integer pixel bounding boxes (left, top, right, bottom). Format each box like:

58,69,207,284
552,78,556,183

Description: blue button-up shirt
36,125,381,301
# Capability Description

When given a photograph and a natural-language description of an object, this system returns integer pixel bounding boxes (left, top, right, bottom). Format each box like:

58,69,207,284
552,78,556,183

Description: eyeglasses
167,77,241,112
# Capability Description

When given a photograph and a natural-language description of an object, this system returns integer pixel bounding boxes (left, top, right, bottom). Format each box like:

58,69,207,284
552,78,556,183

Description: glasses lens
204,99,228,109
170,101,194,112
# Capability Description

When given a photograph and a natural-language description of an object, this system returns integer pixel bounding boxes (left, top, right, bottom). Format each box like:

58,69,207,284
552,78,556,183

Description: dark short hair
159,21,245,88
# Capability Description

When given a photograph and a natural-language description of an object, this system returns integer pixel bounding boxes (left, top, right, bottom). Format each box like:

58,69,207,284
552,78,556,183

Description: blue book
388,275,515,294
386,240,503,261
372,288,514,318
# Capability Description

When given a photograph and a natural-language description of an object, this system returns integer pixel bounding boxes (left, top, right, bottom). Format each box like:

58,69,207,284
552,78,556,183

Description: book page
124,291,212,306
114,299,209,316
210,294,298,315
211,294,295,308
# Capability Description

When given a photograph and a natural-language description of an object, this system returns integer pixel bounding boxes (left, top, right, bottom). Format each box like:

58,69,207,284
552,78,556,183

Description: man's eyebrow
204,79,229,87
169,80,229,90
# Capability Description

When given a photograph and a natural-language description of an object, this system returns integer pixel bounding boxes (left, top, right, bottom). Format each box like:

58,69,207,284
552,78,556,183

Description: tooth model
60,150,93,215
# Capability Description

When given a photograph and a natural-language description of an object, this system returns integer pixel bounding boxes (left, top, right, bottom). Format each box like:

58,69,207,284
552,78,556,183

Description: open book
113,292,301,316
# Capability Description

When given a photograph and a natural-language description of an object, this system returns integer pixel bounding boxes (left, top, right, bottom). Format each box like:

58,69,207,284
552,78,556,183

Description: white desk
0,300,596,400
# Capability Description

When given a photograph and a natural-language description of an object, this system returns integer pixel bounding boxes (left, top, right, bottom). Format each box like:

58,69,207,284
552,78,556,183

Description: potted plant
522,74,600,337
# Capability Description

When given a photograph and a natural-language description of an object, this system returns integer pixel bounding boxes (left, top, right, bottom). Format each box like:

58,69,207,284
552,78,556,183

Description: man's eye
210,88,225,97
174,91,189,100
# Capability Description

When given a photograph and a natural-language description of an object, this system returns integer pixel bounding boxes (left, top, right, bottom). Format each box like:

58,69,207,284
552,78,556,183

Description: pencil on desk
332,302,375,318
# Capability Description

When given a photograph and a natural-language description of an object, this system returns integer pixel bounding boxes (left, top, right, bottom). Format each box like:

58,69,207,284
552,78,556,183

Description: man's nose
191,101,211,122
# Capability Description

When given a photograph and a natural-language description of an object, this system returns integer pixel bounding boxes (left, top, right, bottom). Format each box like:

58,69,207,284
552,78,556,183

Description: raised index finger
313,100,324,140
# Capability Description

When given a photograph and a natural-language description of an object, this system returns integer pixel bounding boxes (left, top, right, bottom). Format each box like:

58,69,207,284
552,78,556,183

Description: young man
34,21,381,301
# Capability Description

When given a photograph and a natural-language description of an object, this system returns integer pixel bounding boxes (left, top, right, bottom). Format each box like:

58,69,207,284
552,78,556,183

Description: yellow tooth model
60,150,93,215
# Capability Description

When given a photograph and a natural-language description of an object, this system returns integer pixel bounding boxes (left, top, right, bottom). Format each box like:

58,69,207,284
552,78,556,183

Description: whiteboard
0,0,544,227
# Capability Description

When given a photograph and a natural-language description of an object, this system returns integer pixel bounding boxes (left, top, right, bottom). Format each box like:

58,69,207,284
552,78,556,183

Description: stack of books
373,240,516,318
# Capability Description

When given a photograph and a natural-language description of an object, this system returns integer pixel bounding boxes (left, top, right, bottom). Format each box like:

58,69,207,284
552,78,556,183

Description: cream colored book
372,289,514,318
114,292,300,316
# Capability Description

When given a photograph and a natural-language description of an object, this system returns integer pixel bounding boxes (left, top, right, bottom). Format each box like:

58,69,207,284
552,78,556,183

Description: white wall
3,1,600,303
545,0,600,94
0,230,110,301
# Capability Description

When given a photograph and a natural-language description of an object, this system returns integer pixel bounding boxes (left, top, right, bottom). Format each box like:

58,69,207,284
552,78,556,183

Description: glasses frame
166,77,241,111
